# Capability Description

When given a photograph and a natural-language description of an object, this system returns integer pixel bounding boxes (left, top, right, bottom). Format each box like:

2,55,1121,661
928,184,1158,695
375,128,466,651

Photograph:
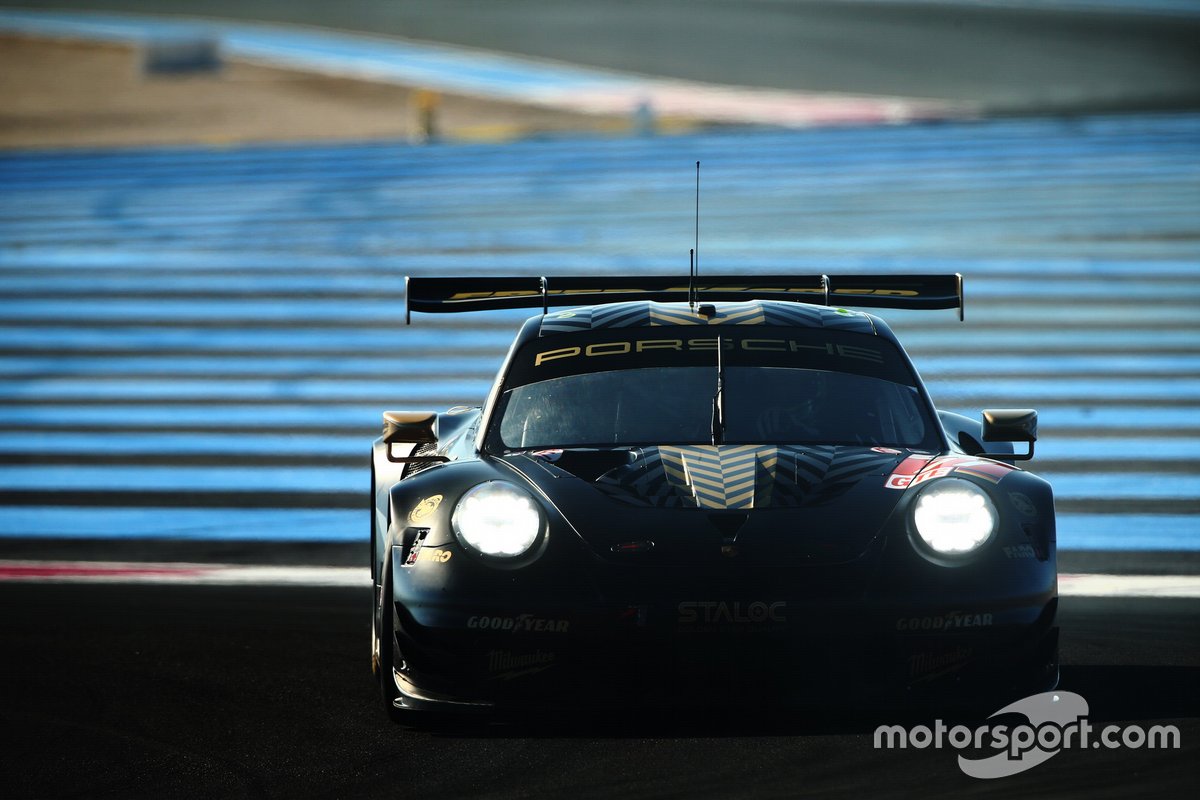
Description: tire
377,563,408,723
370,459,379,679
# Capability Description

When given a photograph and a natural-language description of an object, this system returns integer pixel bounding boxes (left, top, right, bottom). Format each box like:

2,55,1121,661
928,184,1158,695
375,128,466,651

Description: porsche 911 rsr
370,275,1057,717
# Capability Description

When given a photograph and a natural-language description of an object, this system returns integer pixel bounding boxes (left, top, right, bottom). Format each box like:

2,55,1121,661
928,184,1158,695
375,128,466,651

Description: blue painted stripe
0,465,363,493
0,405,396,428
0,432,365,457
928,378,1200,402
946,407,1200,430
1037,473,1200,500
0,378,492,401
0,507,364,542
0,355,505,377
1035,439,1200,460
1056,515,1200,551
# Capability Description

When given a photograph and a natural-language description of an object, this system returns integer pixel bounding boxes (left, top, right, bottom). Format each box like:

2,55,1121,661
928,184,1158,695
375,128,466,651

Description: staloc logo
677,601,787,625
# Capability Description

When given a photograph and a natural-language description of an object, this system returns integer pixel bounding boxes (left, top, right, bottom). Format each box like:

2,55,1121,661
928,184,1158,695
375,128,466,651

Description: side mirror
383,410,438,445
981,408,1037,461
382,411,448,465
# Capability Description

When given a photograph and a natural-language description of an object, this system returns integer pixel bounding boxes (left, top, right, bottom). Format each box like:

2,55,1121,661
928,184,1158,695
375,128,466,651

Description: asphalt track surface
9,0,1200,114
0,583,1195,799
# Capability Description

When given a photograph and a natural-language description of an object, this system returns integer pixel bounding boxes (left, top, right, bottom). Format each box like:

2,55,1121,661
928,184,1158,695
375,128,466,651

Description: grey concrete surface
8,0,1200,113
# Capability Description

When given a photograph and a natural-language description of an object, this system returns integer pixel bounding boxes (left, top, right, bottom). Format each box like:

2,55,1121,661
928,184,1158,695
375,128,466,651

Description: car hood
505,445,916,566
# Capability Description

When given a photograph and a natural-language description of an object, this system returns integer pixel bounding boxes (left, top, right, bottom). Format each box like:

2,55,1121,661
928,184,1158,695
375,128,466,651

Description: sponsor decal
896,611,993,631
449,286,917,302
408,494,443,523
885,455,1014,490
533,338,884,367
486,649,557,680
617,605,651,627
413,547,452,564
909,645,973,679
677,601,787,625
1002,544,1038,560
884,454,935,489
468,614,570,634
1009,492,1038,516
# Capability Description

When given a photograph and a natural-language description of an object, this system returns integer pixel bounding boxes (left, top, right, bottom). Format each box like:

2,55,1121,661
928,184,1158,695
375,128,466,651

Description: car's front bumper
384,592,1059,712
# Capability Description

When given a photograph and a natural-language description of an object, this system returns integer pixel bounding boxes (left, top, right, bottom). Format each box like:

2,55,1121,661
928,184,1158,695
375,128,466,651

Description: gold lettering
837,344,884,363
534,346,581,366
448,290,534,300
741,339,786,351
789,341,835,355
636,339,683,352
585,342,632,357
832,288,918,297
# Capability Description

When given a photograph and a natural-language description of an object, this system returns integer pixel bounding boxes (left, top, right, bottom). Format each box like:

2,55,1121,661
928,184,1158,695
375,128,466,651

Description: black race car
371,275,1057,718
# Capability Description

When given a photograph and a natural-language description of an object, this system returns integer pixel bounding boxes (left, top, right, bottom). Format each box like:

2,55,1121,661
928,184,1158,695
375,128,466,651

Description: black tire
370,459,379,679
377,564,408,723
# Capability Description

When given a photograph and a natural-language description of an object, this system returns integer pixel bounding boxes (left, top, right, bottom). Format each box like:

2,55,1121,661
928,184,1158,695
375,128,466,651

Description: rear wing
405,273,963,323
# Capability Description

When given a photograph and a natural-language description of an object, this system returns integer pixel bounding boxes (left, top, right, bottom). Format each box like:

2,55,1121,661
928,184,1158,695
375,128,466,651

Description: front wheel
377,566,408,723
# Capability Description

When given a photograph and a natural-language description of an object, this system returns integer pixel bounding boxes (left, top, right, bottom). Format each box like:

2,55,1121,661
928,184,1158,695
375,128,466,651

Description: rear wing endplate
405,273,963,323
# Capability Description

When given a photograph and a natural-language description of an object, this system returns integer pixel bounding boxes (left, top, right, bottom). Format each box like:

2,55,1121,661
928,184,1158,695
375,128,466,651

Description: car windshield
488,326,940,451
496,366,934,449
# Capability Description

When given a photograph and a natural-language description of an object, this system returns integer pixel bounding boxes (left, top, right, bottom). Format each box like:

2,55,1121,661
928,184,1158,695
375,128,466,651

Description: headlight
451,481,543,558
912,478,997,555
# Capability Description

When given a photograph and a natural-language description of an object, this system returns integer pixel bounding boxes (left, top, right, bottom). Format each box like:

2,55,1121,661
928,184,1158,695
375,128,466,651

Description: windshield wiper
711,335,725,445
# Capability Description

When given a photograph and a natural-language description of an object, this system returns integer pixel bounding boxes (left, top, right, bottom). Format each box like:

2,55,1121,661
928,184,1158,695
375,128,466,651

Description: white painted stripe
0,560,370,587
1,562,1197,595
1058,573,1200,597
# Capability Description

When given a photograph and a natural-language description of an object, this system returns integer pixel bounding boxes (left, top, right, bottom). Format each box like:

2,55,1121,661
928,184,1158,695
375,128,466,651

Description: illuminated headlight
912,478,997,555
451,481,543,558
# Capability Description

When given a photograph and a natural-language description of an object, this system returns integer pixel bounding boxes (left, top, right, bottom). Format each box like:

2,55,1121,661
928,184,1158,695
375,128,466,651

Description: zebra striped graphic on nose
658,445,779,509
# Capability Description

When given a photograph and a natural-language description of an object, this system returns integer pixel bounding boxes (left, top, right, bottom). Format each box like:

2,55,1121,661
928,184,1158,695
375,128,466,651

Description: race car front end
378,449,1058,714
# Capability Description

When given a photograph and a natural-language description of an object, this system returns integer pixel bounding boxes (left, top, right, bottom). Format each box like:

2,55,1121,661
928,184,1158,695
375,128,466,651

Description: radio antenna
689,248,695,309
690,160,700,308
